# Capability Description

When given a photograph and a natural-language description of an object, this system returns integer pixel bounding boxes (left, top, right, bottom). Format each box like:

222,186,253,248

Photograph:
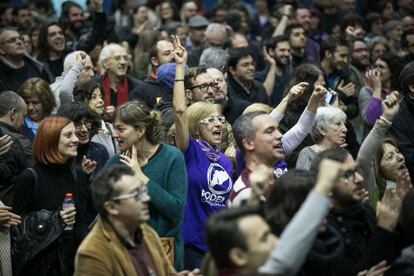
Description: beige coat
74,216,177,276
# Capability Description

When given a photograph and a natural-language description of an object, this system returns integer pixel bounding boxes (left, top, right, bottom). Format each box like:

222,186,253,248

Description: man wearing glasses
184,66,218,105
0,27,52,91
310,147,400,276
74,165,199,275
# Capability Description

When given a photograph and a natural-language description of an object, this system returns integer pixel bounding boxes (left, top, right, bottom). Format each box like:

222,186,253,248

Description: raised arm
270,82,308,122
172,36,190,152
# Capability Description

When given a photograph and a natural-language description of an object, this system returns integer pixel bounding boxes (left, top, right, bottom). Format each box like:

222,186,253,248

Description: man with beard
389,62,414,181
261,35,292,106
59,0,107,52
320,37,363,120
351,39,370,73
310,148,400,276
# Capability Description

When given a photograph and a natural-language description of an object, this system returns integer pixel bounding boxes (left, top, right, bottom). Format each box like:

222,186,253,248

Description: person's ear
151,57,159,68
228,66,236,76
325,50,332,59
408,84,414,93
268,48,275,57
104,201,119,216
185,89,193,101
9,107,17,122
102,59,110,70
242,137,254,152
229,248,248,267
318,126,326,136
135,126,146,139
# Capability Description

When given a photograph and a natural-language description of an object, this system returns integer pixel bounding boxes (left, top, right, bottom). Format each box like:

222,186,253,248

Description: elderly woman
296,106,347,170
172,35,233,269
106,101,187,270
18,78,56,142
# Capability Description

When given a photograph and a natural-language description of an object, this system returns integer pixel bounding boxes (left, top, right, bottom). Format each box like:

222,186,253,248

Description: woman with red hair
12,116,89,276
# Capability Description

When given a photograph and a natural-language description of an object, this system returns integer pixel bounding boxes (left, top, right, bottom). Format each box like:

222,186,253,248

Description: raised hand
396,169,412,200
365,69,382,90
262,46,276,67
75,51,87,67
314,159,346,196
357,260,389,276
249,164,274,202
286,82,308,102
171,35,187,65
307,84,326,113
120,145,149,183
337,80,356,97
381,91,400,122
376,187,402,232
82,156,97,175
0,134,13,155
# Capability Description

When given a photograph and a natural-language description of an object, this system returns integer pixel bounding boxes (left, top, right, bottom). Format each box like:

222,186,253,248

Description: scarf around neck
196,139,221,162
101,74,129,107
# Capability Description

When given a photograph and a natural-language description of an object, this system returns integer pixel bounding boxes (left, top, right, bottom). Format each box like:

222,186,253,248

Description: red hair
33,116,72,164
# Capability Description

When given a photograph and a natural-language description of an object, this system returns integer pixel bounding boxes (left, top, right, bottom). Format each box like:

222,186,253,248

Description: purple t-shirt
181,138,233,252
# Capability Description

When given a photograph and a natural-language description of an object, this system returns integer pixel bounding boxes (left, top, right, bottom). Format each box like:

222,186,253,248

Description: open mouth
212,130,221,138
273,143,284,152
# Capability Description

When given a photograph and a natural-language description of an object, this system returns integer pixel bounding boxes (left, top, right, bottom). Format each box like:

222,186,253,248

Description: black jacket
222,95,250,125
227,73,270,105
12,163,89,276
386,244,414,276
388,97,414,181
0,121,33,206
0,54,53,91
129,76,170,109
328,203,398,276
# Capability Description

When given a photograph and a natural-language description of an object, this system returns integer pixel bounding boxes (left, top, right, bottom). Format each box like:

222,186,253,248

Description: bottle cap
65,193,73,198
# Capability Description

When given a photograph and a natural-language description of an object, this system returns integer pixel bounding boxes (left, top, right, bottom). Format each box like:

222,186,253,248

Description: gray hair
98,43,126,74
199,47,229,70
205,23,227,36
63,50,89,76
311,106,347,144
0,91,23,117
233,111,267,154
368,36,390,50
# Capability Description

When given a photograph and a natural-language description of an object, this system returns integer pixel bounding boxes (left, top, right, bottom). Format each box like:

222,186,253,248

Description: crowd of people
0,0,414,275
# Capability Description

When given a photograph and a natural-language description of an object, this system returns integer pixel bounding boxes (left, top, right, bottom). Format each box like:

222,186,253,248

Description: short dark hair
233,111,267,154
402,28,414,49
310,147,350,173
206,205,261,268
56,102,100,135
399,61,414,95
73,81,102,103
59,1,82,29
0,91,23,117
12,4,29,16
320,37,350,60
227,47,253,70
285,23,304,40
264,35,289,51
266,170,316,234
184,66,207,89
91,165,135,217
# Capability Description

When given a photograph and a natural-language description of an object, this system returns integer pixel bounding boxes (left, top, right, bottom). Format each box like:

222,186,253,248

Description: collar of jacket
0,120,18,133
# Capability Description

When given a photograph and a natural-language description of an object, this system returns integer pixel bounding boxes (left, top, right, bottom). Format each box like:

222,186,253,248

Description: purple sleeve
363,97,382,126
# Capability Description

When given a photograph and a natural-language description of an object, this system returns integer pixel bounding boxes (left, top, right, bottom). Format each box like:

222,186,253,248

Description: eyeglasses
111,186,148,202
200,115,225,125
1,36,23,45
74,120,93,130
341,169,358,182
189,82,219,93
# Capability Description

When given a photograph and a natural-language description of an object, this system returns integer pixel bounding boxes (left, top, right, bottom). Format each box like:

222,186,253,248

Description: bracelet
379,116,392,125
175,79,184,82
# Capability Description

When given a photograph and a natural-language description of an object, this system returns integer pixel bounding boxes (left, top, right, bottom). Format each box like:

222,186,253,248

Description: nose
354,171,364,185
72,134,79,143
275,129,282,140
142,192,151,203
112,130,119,139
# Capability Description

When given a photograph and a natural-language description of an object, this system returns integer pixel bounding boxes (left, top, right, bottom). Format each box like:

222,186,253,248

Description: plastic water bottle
62,193,75,231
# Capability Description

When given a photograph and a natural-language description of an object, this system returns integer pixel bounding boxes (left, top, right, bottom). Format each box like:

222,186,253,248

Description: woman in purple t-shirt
172,36,233,270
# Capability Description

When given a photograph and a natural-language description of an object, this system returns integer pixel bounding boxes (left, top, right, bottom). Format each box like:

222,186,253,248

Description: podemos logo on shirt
201,163,233,206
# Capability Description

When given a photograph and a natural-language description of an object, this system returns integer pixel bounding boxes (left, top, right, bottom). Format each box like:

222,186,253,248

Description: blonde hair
242,103,273,115
185,102,221,137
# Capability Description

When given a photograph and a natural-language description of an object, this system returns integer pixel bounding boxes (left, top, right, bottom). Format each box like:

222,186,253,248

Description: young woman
359,53,405,136
73,81,119,158
296,106,347,170
18,77,56,142
172,35,233,269
106,101,187,270
12,116,89,276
